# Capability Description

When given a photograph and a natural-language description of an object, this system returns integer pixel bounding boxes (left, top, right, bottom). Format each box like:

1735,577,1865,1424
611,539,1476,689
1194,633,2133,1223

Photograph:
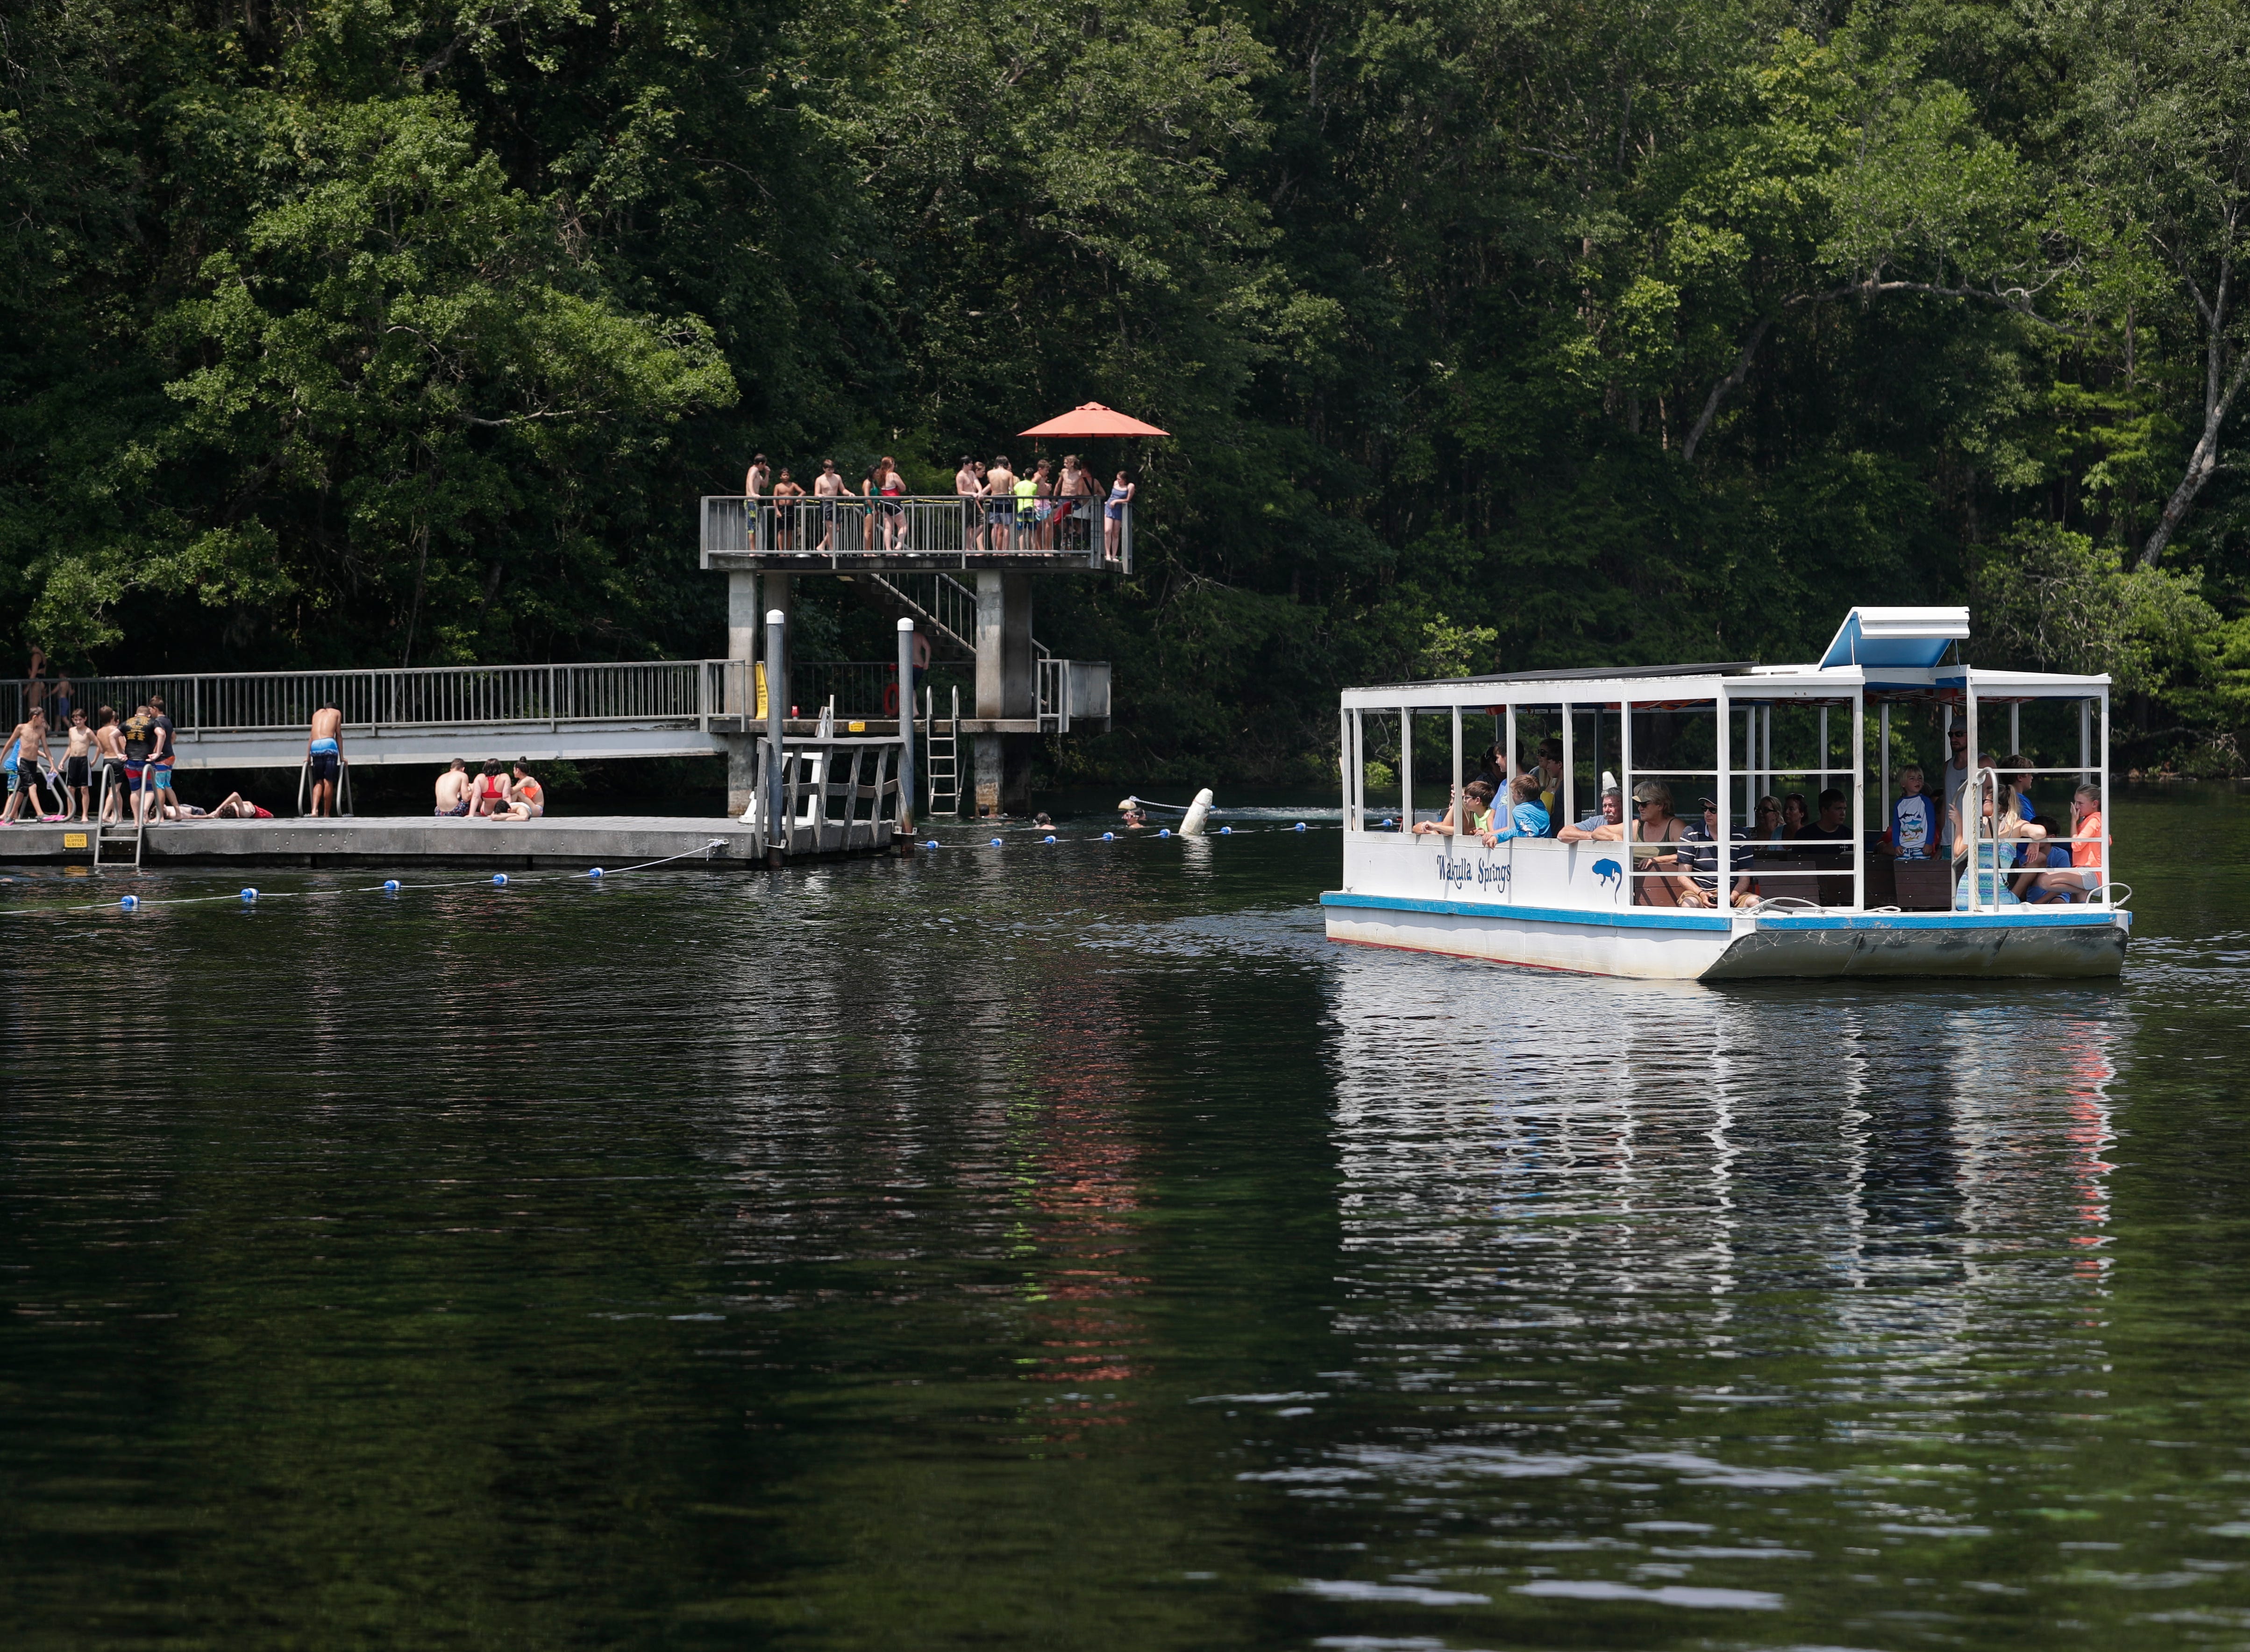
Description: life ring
883,681,900,716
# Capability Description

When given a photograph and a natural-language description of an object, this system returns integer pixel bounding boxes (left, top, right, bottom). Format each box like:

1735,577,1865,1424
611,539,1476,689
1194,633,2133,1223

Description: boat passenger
2031,785,2106,902
1950,773,2046,908
1558,786,1624,841
1881,764,1938,859
1780,792,1810,839
1676,797,1759,908
1415,779,1495,837
1476,774,1550,846
1529,738,1565,833
1934,723,1972,847
1626,780,1686,905
1750,795,1786,843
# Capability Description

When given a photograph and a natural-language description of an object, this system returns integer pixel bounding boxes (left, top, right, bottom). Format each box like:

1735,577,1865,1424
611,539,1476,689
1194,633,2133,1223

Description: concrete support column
974,572,1004,816
1001,571,1034,815
724,571,761,816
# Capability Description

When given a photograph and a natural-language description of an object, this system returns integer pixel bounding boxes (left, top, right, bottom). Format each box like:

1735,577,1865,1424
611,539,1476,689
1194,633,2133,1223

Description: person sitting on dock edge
491,762,546,820
306,703,344,816
435,759,471,816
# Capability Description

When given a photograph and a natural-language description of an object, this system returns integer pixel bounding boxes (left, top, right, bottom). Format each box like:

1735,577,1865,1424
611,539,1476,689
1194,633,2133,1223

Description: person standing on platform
1104,471,1134,562
985,454,1018,550
146,695,179,819
957,454,985,551
744,452,771,550
306,703,344,817
61,707,94,822
813,459,851,551
93,708,126,823
120,700,156,821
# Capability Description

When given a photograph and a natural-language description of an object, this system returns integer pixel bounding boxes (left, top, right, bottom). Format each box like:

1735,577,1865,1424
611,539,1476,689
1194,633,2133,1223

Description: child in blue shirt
1479,773,1552,845
1883,763,1940,860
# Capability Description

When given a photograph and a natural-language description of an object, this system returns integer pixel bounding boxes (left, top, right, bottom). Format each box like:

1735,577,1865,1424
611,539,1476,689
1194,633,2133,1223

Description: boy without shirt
93,708,127,822
984,454,1017,549
813,460,850,550
434,758,471,816
1,708,52,823
62,708,94,822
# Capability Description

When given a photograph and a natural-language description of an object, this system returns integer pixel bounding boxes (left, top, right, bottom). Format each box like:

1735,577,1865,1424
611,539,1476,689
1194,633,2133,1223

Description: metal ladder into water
91,769,150,872
923,686,962,816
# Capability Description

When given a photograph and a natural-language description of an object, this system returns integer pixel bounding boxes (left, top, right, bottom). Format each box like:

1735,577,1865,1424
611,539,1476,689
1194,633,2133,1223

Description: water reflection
1304,949,2132,1636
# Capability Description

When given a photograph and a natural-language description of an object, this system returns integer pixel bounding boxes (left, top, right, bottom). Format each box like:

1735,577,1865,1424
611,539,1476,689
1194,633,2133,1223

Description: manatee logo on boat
1593,858,1623,892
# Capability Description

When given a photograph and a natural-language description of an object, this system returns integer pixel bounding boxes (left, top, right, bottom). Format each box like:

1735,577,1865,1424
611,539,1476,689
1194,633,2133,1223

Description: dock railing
1,661,736,739
701,494,1131,571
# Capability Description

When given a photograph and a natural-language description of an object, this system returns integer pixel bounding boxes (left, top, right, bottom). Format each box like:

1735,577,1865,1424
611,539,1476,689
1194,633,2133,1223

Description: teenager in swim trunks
306,702,344,816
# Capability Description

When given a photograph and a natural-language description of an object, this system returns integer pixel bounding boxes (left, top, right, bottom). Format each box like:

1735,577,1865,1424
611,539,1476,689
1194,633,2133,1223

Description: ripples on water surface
4,788,2250,1648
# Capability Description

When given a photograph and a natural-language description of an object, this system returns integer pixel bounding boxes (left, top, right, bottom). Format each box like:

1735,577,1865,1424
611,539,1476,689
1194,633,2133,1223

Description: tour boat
1322,607,2128,979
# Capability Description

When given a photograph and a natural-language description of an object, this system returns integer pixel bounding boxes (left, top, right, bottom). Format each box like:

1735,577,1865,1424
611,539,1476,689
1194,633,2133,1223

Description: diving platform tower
699,485,1133,818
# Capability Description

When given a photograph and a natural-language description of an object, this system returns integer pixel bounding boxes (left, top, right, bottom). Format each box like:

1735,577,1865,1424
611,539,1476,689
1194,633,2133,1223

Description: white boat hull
1324,835,2128,980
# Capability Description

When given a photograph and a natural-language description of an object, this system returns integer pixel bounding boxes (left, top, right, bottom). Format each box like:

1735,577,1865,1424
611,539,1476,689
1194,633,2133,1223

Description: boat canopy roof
1342,606,2109,709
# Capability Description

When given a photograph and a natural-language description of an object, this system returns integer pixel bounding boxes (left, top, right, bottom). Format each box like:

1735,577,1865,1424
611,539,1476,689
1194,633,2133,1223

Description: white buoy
1180,787,1216,837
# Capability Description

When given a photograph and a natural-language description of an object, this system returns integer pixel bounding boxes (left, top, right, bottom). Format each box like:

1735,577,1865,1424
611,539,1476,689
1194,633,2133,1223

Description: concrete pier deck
0,815,805,869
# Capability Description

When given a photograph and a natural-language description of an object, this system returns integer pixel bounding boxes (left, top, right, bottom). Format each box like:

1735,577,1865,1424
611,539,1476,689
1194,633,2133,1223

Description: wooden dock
0,815,824,869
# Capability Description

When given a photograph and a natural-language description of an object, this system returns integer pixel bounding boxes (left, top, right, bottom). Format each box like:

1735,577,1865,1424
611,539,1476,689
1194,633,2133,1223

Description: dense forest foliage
7,0,2250,781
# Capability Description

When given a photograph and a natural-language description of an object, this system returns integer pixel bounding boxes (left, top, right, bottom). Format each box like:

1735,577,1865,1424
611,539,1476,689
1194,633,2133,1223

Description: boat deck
0,815,800,869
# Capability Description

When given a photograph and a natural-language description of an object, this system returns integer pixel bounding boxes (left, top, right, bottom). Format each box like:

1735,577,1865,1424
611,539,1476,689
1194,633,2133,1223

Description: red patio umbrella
1017,402,1170,438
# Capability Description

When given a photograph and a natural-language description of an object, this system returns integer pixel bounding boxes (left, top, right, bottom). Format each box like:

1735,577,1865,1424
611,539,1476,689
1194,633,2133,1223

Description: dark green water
3,787,2249,1649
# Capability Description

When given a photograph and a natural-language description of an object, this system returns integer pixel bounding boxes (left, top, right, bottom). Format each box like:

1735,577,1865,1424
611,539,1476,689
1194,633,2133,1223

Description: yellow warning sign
64,832,87,849
755,660,769,721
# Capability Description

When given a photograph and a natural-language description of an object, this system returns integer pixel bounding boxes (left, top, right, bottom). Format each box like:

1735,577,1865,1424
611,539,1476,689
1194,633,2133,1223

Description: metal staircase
859,571,1052,666
923,686,962,816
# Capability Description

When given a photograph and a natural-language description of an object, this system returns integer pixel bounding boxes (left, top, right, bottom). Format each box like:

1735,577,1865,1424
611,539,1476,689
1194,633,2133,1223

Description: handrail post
1716,685,1731,910
1850,685,1865,912
766,608,787,867
895,619,916,840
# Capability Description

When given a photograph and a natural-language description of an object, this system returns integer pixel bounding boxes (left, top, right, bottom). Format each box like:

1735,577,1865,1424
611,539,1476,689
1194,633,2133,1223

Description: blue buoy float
990,837,1004,847
1159,828,1171,838
587,867,603,879
492,873,508,886
925,839,940,850
240,887,258,903
1043,834,1056,844
1381,817,1394,827
1102,831,1115,841
1219,825,1232,835
119,894,137,911
1294,822,1307,831
383,879,401,893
